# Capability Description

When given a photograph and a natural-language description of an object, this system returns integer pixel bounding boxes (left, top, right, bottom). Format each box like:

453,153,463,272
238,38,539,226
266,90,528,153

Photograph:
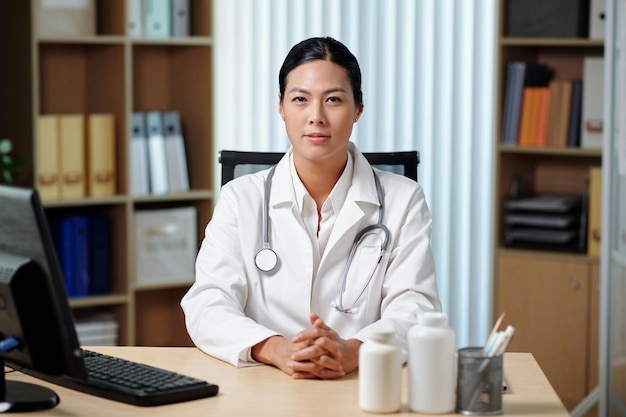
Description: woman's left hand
289,313,362,379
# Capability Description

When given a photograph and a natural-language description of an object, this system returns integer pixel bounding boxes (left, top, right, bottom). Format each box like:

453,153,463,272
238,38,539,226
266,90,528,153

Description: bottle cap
368,327,395,343
417,311,447,327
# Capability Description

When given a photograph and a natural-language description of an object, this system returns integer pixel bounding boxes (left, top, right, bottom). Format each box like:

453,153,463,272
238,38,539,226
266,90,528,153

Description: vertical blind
213,0,497,347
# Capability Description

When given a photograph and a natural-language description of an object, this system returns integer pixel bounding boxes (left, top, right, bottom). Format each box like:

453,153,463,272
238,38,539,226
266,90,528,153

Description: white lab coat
181,143,441,367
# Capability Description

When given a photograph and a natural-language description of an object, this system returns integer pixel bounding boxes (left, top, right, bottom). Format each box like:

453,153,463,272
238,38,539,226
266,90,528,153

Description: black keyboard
25,349,219,407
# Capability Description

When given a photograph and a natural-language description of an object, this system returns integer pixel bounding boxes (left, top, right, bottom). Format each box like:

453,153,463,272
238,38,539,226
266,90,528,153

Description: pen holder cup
455,347,503,415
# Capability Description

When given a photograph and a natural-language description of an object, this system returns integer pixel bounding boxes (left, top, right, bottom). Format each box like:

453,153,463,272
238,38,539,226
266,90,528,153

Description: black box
506,0,590,38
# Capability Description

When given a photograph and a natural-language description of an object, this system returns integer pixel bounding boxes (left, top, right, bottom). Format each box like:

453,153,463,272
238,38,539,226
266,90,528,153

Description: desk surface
7,347,569,416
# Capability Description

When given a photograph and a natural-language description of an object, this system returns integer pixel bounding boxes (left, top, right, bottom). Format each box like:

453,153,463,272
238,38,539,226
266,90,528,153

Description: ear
354,105,364,122
278,94,285,120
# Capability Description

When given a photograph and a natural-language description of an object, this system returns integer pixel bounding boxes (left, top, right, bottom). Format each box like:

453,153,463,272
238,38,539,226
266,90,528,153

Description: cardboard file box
37,0,96,38
134,207,197,286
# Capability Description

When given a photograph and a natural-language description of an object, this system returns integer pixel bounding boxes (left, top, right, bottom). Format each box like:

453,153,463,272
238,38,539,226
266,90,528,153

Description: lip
304,133,330,144
305,132,330,140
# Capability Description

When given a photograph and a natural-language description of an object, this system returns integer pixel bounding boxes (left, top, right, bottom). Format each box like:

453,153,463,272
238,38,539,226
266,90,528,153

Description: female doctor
181,37,441,380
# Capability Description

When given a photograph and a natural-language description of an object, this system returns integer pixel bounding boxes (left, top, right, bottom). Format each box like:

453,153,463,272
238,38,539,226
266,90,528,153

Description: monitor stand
0,360,59,412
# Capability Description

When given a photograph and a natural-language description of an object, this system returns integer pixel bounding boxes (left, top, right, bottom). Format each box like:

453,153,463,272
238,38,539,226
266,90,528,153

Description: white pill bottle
358,328,402,413
408,311,456,413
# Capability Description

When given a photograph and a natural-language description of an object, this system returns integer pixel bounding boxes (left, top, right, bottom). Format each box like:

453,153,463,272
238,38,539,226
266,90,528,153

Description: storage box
37,0,96,38
134,207,197,286
505,0,590,38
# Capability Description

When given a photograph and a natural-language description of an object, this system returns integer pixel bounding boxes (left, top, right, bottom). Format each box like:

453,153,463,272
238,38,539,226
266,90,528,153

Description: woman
181,37,440,379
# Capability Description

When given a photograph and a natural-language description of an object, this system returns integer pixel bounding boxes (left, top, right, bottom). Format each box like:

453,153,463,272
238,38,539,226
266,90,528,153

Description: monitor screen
0,184,87,410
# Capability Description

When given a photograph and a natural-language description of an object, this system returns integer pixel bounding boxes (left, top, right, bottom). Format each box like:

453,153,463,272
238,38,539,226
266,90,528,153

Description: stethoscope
254,165,390,314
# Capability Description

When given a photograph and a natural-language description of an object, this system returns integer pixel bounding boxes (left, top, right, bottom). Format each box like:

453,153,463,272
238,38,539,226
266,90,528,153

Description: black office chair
218,150,419,186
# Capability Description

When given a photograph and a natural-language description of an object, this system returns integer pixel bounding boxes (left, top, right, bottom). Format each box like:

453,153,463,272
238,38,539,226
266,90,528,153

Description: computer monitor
0,184,87,412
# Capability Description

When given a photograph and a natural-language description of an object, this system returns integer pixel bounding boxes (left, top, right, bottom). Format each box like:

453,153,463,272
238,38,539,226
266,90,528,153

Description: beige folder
587,167,602,257
36,115,60,200
87,114,116,197
59,114,86,199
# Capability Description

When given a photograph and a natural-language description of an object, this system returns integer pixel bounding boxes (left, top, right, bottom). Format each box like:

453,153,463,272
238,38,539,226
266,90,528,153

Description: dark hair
278,37,363,107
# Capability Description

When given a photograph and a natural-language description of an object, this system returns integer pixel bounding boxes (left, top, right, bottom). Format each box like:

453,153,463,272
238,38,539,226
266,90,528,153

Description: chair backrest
218,150,419,186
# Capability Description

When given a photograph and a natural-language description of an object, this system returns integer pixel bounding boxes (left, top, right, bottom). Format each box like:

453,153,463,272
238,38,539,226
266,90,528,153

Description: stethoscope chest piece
255,247,278,272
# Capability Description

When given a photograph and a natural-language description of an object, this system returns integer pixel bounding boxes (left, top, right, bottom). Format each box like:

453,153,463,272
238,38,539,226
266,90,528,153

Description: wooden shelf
0,0,213,347
494,0,602,411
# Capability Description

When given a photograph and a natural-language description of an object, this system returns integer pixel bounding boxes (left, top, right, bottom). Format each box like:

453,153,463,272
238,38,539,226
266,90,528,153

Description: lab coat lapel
321,149,380,264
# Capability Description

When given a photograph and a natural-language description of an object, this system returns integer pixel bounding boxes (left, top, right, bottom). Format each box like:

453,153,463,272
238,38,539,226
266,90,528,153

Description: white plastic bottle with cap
408,311,456,413
358,327,402,413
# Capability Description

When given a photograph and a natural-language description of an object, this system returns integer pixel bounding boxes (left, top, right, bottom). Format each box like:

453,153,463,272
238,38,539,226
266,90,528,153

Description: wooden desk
7,347,569,416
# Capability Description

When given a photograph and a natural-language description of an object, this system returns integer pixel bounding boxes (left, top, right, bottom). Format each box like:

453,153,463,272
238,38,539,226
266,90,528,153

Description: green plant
0,138,27,184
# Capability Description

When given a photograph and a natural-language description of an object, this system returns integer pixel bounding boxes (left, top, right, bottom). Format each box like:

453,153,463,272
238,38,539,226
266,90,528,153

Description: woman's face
279,59,363,166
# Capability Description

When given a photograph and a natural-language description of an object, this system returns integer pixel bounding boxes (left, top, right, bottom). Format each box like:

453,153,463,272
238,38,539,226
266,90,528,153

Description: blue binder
51,215,89,298
88,215,111,295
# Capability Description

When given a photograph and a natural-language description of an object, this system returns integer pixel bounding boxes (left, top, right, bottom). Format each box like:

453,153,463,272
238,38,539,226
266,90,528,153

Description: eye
291,96,307,103
326,96,342,103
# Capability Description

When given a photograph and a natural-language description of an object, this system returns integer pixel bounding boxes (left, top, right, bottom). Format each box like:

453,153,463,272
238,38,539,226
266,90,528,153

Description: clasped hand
251,313,362,379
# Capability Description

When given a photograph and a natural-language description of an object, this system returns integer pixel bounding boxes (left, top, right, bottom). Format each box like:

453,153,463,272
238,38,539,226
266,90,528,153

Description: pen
490,325,515,357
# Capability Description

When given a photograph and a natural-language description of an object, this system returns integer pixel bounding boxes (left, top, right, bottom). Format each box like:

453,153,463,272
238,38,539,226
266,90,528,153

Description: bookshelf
494,1,602,413
0,1,213,347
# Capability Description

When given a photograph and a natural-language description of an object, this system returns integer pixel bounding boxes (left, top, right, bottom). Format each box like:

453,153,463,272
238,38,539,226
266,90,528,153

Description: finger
310,313,330,330
290,344,327,361
289,360,345,380
312,336,343,359
310,354,343,371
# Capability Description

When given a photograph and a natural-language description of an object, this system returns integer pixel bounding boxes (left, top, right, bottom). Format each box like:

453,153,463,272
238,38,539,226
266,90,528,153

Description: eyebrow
287,87,348,95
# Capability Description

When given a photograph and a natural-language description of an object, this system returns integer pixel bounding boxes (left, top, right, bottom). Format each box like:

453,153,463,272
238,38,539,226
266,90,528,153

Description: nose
308,102,326,125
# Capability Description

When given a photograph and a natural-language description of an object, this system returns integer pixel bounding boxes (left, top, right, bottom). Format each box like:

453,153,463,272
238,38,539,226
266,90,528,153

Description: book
587,167,602,257
144,0,171,38
500,62,550,145
127,0,143,38
554,80,573,148
517,88,536,146
36,115,60,200
130,112,151,195
146,111,169,195
88,214,111,295
171,0,190,37
87,113,116,197
566,80,583,147
162,111,190,192
535,87,550,147
581,57,604,149
59,114,86,199
545,80,563,147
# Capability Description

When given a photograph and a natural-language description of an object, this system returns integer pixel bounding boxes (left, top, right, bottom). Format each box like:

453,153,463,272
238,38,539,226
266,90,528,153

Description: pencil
482,311,505,355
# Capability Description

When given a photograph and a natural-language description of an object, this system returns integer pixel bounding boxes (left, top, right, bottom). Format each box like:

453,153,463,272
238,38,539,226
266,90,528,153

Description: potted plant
0,138,27,184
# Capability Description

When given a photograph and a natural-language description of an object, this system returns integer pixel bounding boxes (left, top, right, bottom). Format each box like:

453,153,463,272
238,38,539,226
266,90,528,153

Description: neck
294,153,347,209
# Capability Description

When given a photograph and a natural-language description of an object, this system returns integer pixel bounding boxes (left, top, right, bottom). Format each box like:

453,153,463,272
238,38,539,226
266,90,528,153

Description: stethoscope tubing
255,165,389,313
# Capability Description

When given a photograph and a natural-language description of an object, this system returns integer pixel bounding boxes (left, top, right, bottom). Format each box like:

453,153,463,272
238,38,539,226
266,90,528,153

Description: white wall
213,0,497,347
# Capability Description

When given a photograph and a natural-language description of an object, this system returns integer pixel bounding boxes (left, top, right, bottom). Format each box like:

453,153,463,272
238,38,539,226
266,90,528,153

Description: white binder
130,112,150,195
589,0,605,40
144,0,171,38
127,0,143,38
171,0,190,37
581,57,604,149
146,111,169,195
163,111,190,193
